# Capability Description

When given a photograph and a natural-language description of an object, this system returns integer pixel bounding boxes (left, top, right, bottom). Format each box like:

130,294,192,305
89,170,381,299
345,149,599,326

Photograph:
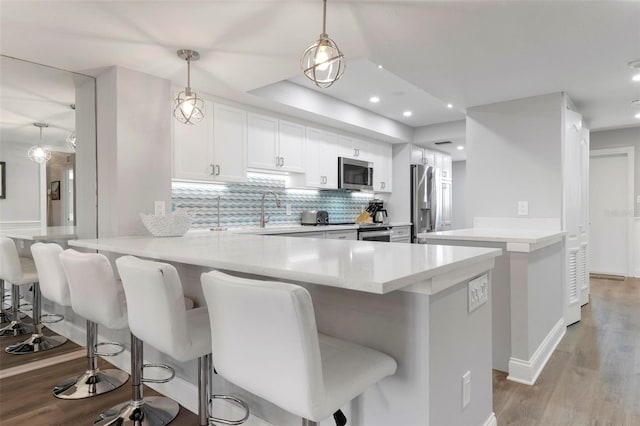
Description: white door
213,104,247,183
589,150,632,276
247,112,278,170
278,120,305,173
172,100,215,181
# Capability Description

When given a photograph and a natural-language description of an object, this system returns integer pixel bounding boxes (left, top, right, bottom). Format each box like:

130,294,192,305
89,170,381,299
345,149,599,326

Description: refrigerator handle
430,169,439,231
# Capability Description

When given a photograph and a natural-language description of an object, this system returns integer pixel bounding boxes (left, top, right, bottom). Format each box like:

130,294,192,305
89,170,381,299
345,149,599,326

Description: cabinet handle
338,236,346,239
210,164,215,176
324,176,327,184
356,148,360,157
381,182,385,189
280,156,285,167
215,165,221,176
275,156,280,167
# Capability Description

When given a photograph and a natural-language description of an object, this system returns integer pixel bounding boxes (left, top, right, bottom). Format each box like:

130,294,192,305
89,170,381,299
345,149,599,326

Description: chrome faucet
260,191,281,228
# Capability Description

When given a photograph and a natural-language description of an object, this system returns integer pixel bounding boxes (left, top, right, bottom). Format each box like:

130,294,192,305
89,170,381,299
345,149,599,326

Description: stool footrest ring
141,363,175,384
208,394,250,425
94,341,125,357
18,302,32,312
41,313,64,324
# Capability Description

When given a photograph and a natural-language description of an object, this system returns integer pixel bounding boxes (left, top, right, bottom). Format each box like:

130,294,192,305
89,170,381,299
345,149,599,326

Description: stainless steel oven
358,226,392,242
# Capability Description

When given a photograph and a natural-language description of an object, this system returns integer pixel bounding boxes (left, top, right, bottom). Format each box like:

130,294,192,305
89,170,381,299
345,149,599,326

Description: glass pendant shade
28,122,51,164
173,89,205,125
66,131,77,151
301,35,345,88
28,145,51,164
300,0,345,88
173,49,204,125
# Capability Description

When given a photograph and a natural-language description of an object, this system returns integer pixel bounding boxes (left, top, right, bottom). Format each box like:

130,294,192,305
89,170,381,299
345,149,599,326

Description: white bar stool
32,246,126,399
0,237,35,337
113,255,249,426
201,271,398,426
1,237,68,354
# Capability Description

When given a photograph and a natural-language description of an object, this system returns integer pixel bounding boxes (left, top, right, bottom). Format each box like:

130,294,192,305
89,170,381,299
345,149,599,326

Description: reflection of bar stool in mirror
1,237,67,354
0,237,35,336
201,271,398,426
57,249,130,399
111,256,248,426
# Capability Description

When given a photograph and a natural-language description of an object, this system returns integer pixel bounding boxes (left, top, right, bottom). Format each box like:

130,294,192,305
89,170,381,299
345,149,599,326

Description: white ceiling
1,0,639,144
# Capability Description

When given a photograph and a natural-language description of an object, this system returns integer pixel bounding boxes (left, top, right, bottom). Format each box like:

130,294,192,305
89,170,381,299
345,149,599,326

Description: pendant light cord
322,0,327,36
186,55,191,91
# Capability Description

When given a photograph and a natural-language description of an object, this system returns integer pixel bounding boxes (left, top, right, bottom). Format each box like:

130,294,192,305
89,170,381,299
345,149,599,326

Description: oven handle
359,230,393,239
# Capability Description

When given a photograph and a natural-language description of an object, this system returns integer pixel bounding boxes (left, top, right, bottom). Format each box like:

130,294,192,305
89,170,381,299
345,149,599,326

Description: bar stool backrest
115,255,190,358
0,237,23,283
31,243,71,306
59,249,128,330
201,270,325,421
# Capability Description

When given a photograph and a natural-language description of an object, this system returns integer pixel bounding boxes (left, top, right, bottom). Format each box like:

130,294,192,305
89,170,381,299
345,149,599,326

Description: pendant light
28,122,51,164
66,131,76,151
173,49,205,125
300,0,345,88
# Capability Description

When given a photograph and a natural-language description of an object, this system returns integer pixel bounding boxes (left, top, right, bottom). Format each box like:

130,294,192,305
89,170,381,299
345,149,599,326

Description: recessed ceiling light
635,112,640,119
378,64,383,69
447,104,453,109
633,73,640,82
457,146,464,150
370,96,380,103
403,111,412,117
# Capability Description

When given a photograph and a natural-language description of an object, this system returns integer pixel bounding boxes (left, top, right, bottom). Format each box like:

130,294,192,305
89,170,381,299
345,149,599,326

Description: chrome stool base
5,333,66,354
0,310,27,324
54,368,129,399
93,396,180,426
0,320,34,338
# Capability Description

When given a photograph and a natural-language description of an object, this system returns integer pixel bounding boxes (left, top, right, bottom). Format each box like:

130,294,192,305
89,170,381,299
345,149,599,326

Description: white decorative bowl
140,210,193,237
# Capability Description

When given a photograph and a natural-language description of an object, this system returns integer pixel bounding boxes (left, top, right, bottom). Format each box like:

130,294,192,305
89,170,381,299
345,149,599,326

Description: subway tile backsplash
172,174,374,229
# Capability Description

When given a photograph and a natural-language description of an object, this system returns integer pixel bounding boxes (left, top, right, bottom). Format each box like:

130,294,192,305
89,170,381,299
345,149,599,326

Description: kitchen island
419,228,566,386
66,233,501,426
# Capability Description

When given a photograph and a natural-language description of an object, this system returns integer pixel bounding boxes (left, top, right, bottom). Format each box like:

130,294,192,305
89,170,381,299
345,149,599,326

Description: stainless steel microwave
338,157,374,191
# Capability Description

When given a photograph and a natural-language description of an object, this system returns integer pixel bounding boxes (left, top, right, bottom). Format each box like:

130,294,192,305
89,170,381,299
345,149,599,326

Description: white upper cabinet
247,113,279,170
411,146,435,168
442,154,452,181
278,120,305,173
212,103,247,183
338,135,371,161
248,113,305,173
372,141,393,193
305,127,338,189
173,100,246,183
173,100,215,181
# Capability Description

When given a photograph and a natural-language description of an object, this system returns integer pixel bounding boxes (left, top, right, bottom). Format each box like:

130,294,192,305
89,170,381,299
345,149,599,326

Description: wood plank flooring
0,325,81,370
0,357,198,425
494,277,640,426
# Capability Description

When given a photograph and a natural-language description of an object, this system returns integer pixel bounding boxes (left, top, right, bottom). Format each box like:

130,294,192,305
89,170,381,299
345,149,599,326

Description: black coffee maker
366,199,389,224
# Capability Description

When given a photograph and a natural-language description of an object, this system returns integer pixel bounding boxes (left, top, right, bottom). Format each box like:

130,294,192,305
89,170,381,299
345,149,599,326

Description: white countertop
1,226,77,241
212,222,412,235
417,228,565,253
70,233,499,295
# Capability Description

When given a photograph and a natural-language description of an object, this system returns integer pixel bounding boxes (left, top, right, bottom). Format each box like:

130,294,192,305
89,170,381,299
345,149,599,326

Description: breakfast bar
66,232,502,426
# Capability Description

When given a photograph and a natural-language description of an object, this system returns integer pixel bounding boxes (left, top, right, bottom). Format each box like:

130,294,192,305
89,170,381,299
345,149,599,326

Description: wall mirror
0,55,97,238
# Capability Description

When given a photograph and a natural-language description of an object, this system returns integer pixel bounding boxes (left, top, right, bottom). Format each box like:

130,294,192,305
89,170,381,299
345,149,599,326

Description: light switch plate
285,203,292,216
462,371,471,408
154,201,166,216
468,274,489,313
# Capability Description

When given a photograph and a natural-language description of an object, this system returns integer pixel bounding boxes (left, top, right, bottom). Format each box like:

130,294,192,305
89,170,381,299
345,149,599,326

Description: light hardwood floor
494,277,640,425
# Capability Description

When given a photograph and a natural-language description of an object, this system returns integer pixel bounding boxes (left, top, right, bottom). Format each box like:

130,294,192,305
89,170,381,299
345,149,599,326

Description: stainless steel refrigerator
411,164,449,242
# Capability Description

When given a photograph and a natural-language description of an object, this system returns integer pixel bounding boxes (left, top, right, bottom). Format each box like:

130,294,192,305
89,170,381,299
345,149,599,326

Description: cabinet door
325,230,357,240
172,100,215,181
278,120,305,173
355,138,372,162
442,154,452,181
411,146,424,164
306,127,338,189
248,113,278,170
213,103,247,182
338,135,359,159
441,181,452,229
380,142,393,192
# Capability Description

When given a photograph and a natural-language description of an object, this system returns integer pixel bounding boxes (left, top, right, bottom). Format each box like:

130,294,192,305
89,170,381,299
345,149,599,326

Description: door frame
589,147,635,277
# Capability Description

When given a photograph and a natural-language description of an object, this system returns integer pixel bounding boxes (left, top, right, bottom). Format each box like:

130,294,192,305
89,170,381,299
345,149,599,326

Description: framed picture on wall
0,161,5,199
51,180,60,200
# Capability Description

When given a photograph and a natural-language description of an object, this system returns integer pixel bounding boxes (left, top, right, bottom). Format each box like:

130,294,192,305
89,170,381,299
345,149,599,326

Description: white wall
452,160,466,229
465,93,564,225
97,66,172,237
413,119,465,142
590,126,640,216
75,76,98,238
0,140,41,226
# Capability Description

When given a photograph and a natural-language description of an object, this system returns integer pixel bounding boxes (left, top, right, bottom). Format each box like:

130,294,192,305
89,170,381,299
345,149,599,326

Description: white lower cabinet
172,101,246,183
325,230,357,240
390,226,411,243
279,231,326,238
270,229,357,240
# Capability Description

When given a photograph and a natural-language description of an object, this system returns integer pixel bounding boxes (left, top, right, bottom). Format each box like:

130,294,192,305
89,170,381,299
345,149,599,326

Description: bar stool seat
201,271,397,426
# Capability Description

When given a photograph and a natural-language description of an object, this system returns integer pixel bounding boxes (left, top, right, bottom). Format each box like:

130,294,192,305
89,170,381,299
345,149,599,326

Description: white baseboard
507,318,565,385
483,412,497,426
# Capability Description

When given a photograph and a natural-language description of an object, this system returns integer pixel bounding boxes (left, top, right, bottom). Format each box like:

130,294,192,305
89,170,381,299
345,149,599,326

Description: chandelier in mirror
173,49,205,125
300,0,345,88
66,131,76,151
28,122,52,164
